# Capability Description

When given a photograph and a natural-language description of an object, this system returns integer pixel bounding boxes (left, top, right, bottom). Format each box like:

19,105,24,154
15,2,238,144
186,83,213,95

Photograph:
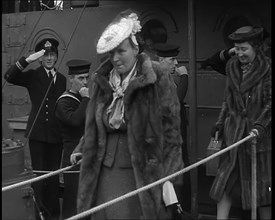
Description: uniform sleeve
55,97,89,127
201,48,233,75
72,136,85,154
173,74,188,103
4,57,34,87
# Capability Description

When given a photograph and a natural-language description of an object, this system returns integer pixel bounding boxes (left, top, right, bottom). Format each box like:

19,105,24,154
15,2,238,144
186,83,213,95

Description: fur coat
74,52,184,219
209,50,272,209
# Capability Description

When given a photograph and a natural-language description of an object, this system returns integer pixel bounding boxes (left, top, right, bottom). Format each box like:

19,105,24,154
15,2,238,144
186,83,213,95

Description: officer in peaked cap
35,38,59,56
4,36,66,220
154,42,190,214
55,59,91,218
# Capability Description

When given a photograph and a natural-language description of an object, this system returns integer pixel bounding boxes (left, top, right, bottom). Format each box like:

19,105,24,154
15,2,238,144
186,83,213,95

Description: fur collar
91,52,157,103
227,50,271,93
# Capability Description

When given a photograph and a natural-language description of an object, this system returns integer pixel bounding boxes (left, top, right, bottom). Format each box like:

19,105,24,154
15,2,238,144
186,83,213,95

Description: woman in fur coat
72,10,184,219
209,26,272,219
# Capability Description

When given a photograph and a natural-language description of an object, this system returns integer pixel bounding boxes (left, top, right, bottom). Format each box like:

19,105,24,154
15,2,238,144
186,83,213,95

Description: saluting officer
4,38,66,220
55,59,91,219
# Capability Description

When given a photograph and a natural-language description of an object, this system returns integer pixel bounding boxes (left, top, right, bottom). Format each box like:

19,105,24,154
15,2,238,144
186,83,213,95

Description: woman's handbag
206,131,222,176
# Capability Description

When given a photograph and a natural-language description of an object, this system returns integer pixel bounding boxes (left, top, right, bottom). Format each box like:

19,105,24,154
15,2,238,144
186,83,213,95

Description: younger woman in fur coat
71,10,184,219
210,26,272,219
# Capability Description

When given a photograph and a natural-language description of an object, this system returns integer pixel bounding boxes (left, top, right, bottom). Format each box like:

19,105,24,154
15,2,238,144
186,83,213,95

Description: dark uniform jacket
4,57,66,143
209,50,272,209
74,52,184,219
55,90,89,166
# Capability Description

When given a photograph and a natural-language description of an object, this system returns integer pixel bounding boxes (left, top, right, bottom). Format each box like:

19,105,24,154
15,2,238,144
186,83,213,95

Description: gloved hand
26,49,45,63
210,124,223,139
79,87,89,98
70,152,82,165
175,66,188,76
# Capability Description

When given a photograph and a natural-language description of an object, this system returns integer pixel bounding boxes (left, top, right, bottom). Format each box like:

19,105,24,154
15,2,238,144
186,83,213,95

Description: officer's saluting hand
26,49,45,63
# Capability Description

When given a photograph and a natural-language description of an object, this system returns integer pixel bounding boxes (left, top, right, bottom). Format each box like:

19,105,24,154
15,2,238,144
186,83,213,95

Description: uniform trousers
29,140,63,220
61,143,80,219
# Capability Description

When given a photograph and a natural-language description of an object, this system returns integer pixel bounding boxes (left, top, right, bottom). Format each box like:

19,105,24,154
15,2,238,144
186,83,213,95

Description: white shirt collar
44,68,56,75
44,68,56,83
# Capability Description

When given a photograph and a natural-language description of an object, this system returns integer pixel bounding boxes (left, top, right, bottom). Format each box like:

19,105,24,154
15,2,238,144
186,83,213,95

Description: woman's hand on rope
26,49,45,63
250,124,266,141
70,152,83,165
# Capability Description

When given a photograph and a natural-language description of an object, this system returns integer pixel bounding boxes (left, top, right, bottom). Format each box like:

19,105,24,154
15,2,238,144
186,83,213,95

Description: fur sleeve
155,65,184,180
77,80,100,212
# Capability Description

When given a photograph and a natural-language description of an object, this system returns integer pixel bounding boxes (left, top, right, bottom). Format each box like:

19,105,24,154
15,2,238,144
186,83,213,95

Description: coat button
46,105,48,108
46,112,48,114
46,118,48,121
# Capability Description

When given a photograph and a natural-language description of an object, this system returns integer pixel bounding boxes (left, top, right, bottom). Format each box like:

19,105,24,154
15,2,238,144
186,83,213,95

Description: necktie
48,71,53,83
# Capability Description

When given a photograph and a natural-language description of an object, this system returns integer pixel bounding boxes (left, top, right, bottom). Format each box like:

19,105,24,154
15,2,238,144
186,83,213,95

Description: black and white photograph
2,0,271,219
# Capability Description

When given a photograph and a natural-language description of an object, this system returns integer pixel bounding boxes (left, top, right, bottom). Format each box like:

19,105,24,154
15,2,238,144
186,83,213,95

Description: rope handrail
66,132,256,220
2,160,81,192
2,132,257,219
33,170,80,174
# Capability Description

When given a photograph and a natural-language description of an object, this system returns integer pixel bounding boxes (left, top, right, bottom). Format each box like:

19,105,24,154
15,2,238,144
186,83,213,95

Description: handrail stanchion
251,137,257,219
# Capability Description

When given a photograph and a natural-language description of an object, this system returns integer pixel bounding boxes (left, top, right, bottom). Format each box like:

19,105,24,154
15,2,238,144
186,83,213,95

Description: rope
33,170,80,174
2,160,81,192
66,133,256,220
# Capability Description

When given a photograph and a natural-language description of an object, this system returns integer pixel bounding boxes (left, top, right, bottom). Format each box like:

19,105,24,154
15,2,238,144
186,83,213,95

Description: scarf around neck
107,61,137,129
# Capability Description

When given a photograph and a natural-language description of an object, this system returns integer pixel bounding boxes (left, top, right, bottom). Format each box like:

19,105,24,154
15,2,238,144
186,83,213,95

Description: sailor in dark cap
154,43,188,102
154,42,190,213
4,37,66,219
209,25,271,219
55,59,91,219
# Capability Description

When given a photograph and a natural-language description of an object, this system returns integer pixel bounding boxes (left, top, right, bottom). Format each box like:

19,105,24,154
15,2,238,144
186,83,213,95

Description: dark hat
35,38,59,54
228,26,264,42
66,59,91,75
154,43,180,57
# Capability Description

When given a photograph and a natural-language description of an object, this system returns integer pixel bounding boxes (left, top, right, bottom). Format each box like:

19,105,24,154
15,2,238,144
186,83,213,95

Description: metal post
188,0,198,218
251,137,257,219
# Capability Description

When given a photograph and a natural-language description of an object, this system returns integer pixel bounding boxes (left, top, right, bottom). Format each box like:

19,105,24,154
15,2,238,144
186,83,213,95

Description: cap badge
44,41,52,48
